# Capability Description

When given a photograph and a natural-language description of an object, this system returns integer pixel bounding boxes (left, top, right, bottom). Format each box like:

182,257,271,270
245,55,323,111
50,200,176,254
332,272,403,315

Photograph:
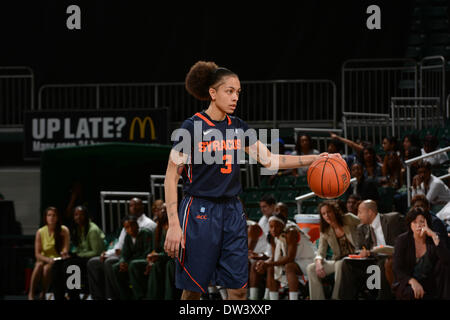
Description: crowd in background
26,132,450,300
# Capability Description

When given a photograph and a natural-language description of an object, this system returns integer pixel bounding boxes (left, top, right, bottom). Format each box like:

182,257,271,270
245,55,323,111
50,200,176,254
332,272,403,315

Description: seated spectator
151,199,164,223
345,194,362,215
291,134,320,176
345,162,380,202
381,136,399,156
411,160,450,208
28,207,70,300
339,200,405,300
380,151,403,190
306,201,360,300
51,206,105,300
145,203,179,299
421,134,449,167
327,138,344,156
392,207,450,299
401,145,422,185
359,145,383,183
400,134,421,163
411,194,449,247
112,215,153,300
87,197,156,300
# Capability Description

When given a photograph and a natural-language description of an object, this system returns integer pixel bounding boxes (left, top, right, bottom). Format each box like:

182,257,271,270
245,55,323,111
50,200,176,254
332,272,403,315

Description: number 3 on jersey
221,154,232,174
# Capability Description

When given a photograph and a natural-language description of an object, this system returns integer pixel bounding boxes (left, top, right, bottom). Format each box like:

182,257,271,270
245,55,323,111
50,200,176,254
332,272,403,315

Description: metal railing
342,58,418,115
420,56,446,117
0,66,34,127
390,97,444,138
100,191,152,235
295,177,357,214
38,79,338,128
342,112,391,155
405,146,450,207
447,93,450,119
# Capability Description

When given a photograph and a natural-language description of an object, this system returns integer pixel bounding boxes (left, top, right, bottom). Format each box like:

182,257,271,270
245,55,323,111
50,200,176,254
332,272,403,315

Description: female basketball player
164,61,342,300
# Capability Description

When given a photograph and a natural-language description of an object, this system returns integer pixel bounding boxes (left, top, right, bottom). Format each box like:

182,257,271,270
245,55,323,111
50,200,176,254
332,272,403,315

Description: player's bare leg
181,289,202,300
227,288,247,300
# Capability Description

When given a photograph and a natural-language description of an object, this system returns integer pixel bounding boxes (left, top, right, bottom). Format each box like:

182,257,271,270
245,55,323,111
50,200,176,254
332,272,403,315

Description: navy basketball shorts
175,195,248,293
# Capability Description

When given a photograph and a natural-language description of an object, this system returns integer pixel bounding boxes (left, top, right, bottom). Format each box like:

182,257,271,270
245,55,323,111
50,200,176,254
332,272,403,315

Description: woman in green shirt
52,205,105,300
28,207,70,300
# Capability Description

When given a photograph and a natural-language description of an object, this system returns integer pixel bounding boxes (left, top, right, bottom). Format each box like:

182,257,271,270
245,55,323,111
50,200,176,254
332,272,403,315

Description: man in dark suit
339,199,406,300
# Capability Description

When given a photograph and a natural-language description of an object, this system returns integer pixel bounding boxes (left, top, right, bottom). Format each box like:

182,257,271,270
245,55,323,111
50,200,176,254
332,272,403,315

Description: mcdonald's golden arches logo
129,116,156,141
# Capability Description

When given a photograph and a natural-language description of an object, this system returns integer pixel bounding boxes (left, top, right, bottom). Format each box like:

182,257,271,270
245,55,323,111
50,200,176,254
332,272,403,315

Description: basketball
307,157,351,199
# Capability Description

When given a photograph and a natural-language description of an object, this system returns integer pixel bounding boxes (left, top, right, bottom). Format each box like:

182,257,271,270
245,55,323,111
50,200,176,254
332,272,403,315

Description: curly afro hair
185,61,237,101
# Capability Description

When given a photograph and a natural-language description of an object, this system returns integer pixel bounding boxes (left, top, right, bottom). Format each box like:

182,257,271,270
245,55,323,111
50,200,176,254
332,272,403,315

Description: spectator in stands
401,145,422,183
345,194,362,215
400,134,421,163
327,138,344,156
339,200,405,300
28,207,70,300
306,200,360,300
151,199,164,223
0,192,4,200
112,215,153,300
411,194,449,247
258,194,276,235
382,136,399,155
380,151,403,190
87,197,156,300
52,206,105,300
411,160,450,209
421,134,449,167
256,212,315,300
346,162,380,202
392,207,450,299
145,203,179,299
291,134,320,176
358,145,383,183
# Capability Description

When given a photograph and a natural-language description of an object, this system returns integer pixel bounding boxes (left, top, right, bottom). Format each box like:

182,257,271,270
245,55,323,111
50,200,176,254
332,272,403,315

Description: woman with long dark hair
28,207,70,300
306,200,360,299
52,205,105,300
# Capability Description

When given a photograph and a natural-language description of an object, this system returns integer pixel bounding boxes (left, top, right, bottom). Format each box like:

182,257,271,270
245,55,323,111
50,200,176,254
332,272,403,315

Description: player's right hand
164,223,184,258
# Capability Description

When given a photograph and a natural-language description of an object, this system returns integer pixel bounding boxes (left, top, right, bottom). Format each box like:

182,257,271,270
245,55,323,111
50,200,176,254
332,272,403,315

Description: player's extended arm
163,149,187,258
245,140,340,170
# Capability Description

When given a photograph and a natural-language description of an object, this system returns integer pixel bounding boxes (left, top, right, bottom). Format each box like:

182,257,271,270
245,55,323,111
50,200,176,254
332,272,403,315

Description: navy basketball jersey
172,111,255,198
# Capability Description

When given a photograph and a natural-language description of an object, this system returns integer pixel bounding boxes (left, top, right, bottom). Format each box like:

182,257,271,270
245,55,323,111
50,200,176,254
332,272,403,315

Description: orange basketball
307,157,351,199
